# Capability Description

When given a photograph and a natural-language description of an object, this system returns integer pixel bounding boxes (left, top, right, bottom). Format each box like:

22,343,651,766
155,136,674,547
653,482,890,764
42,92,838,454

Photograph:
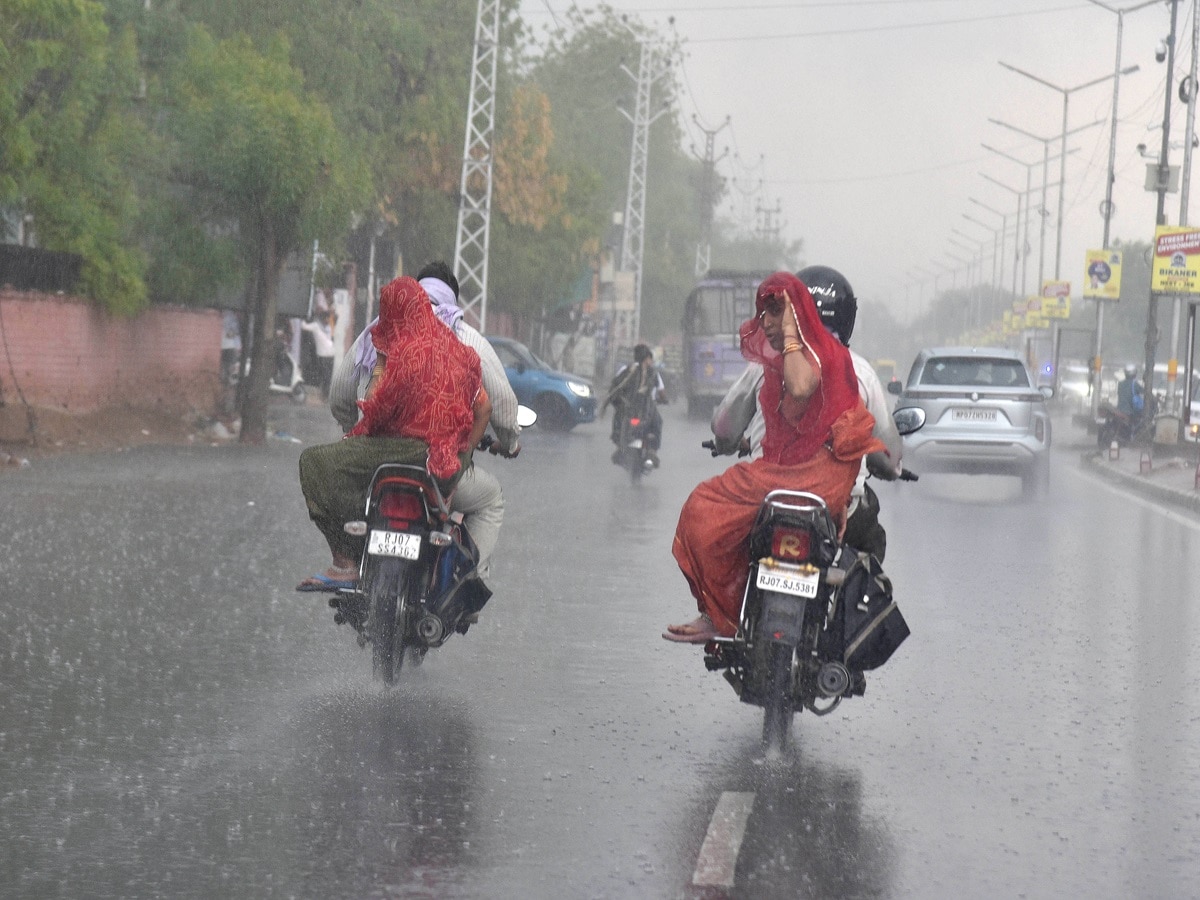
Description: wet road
2,401,1199,898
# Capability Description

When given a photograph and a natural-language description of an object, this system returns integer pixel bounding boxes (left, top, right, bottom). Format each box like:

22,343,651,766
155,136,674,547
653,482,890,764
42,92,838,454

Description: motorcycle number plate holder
755,560,819,598
367,530,421,560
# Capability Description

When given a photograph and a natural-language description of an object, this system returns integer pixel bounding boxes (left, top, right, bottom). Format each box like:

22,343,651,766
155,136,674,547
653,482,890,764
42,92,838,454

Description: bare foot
662,615,718,644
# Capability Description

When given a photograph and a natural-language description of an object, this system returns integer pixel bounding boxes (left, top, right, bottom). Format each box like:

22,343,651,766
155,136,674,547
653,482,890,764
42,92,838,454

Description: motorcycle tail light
380,491,423,521
771,526,811,562
629,417,641,427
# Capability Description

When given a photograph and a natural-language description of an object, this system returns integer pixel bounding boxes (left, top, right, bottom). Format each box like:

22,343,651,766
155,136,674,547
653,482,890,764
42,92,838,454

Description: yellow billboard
1084,249,1122,300
1040,280,1071,319
1151,226,1200,295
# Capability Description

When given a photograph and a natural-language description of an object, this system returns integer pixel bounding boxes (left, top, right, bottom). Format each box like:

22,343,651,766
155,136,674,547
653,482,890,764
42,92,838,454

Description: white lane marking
693,791,756,887
1067,464,1200,532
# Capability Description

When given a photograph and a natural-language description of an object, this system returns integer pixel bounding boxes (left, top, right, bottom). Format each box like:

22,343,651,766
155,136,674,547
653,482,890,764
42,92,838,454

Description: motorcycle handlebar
898,469,919,482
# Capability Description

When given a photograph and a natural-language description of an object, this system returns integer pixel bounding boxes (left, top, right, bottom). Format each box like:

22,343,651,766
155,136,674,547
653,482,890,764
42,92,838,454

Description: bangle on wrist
783,341,802,355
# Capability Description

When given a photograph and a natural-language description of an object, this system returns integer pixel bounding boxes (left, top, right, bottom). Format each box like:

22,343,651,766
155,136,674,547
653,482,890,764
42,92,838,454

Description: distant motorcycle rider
603,343,666,467
710,265,901,561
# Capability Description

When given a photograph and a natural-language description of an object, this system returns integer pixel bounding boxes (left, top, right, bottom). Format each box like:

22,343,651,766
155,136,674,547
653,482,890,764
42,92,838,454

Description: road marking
1067,464,1200,531
693,791,756,887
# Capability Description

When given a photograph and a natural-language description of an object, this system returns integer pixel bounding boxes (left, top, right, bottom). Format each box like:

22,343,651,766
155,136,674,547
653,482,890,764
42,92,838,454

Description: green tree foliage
0,0,147,313
522,8,709,340
167,26,365,442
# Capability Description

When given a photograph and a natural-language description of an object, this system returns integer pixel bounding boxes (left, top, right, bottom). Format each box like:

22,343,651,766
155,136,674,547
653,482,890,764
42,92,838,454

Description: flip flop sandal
296,573,357,593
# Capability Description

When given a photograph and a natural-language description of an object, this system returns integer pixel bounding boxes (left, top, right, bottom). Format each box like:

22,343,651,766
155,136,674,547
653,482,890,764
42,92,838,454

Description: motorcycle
698,407,924,753
1096,393,1158,449
614,401,655,482
328,408,535,684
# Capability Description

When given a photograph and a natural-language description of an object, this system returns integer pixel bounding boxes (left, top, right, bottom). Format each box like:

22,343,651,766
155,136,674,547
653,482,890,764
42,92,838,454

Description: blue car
485,335,596,431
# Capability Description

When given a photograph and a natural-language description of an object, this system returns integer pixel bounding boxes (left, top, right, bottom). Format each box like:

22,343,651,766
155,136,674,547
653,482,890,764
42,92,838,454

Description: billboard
1083,249,1122,300
1151,226,1200,295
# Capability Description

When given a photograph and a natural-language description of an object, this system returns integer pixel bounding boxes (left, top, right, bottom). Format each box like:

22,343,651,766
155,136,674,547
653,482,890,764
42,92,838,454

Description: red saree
672,272,884,636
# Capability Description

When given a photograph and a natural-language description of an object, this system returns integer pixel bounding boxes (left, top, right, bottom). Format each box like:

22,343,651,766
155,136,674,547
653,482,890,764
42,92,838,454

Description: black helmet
796,265,857,346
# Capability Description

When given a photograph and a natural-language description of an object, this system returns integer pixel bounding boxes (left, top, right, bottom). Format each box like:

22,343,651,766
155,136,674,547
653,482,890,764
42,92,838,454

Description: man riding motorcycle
603,343,666,468
709,264,902,561
325,261,520,583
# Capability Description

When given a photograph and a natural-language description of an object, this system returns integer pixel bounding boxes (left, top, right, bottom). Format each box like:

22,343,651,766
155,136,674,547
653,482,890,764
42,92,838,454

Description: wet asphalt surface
2,400,1199,898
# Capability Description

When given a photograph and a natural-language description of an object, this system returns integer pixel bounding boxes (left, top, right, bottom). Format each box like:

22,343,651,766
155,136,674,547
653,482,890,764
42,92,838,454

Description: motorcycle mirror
892,406,926,435
516,405,538,428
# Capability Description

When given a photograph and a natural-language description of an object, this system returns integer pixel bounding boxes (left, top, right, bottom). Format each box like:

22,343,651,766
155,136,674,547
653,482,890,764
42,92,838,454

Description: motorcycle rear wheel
761,642,796,753
367,557,410,685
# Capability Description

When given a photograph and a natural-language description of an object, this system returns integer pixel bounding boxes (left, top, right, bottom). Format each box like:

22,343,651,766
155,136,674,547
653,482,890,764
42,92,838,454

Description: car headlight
567,381,592,398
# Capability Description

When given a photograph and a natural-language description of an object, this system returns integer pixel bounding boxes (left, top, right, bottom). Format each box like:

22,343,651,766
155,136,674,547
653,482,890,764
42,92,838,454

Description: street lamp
962,212,1004,304
998,60,1138,279
982,138,1083,292
968,198,1012,300
987,118,1103,287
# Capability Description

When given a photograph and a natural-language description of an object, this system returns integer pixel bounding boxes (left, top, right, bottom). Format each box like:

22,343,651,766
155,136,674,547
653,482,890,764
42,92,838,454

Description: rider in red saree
664,271,885,643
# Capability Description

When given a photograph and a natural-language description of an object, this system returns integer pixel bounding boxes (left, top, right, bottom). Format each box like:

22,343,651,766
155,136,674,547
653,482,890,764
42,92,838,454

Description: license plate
952,408,997,422
756,561,819,598
367,530,421,559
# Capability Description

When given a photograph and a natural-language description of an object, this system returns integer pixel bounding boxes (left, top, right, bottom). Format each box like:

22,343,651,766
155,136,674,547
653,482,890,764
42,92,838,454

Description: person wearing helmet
1116,363,1144,418
708,265,902,560
603,343,666,467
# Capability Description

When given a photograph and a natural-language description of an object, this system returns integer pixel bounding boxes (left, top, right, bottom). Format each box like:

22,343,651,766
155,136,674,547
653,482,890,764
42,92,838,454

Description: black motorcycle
614,399,656,482
699,407,924,753
329,411,534,684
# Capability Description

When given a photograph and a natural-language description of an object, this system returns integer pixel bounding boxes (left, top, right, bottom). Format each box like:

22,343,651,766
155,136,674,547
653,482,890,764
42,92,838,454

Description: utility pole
618,30,672,345
693,115,730,277
453,0,501,332
1147,0,1180,396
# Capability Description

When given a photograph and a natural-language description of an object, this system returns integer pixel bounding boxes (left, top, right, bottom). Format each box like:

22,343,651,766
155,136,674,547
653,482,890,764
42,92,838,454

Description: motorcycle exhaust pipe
416,613,445,645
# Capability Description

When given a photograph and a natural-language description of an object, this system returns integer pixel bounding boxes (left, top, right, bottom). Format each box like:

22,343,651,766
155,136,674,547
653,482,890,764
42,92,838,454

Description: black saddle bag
827,550,909,671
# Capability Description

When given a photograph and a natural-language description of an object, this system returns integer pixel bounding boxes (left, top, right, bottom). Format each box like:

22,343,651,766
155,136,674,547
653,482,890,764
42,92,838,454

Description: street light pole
1083,0,1160,419
968,197,1011,299
998,61,1137,279
1148,0,1180,403
983,133,1090,293
963,211,1004,305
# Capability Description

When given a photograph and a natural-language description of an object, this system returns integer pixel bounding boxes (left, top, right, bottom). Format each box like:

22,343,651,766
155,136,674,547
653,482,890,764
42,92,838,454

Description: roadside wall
0,290,221,416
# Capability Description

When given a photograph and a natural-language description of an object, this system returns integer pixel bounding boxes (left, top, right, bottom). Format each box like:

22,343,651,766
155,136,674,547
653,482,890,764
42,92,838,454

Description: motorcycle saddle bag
829,550,909,671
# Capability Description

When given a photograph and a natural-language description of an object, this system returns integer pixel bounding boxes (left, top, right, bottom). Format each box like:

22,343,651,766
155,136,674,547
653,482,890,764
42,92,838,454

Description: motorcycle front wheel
761,642,796,753
367,557,410,685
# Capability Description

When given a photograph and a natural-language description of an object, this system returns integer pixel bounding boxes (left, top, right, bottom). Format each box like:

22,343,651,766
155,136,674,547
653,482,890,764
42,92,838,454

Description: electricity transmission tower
618,29,672,344
693,115,730,276
453,0,501,331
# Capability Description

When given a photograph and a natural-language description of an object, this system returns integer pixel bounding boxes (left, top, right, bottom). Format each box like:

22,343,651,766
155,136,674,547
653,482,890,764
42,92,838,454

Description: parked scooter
696,407,924,753
328,407,536,683
230,335,308,404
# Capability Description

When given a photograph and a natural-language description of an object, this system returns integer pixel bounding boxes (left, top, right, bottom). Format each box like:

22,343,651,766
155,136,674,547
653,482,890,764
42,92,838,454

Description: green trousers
298,436,466,561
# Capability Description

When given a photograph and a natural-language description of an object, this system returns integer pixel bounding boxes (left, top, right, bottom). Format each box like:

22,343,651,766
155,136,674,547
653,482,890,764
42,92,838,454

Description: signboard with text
1040,280,1071,319
1151,226,1200,295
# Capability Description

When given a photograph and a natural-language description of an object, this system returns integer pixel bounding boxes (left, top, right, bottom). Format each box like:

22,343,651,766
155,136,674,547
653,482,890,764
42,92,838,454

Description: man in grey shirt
329,261,520,578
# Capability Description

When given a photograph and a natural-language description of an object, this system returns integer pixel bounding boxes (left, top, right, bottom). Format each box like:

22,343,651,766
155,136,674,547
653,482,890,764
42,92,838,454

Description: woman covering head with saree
297,276,490,592
664,271,885,643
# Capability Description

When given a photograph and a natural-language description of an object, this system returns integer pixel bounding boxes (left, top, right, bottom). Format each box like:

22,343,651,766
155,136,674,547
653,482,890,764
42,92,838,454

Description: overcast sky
520,0,1195,322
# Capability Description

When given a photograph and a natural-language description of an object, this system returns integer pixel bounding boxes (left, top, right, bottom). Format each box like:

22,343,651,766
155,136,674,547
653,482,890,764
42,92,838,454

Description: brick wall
0,290,221,416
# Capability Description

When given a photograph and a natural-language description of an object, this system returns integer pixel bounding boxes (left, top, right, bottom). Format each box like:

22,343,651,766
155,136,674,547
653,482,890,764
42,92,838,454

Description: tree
0,0,147,313
167,27,364,443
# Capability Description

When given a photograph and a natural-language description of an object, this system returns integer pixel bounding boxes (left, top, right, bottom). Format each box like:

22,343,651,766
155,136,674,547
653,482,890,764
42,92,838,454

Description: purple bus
681,270,770,417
